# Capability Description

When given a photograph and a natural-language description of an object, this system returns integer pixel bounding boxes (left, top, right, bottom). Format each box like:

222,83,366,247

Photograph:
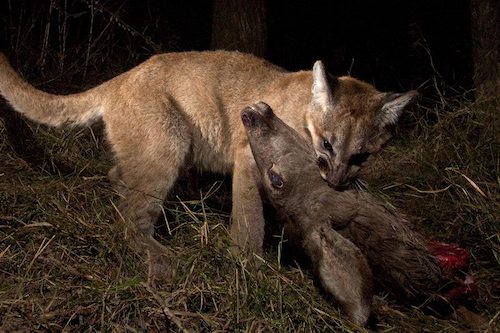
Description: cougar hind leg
107,103,192,279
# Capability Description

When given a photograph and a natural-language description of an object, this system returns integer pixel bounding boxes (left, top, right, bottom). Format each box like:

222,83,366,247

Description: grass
0,96,499,332
364,97,499,266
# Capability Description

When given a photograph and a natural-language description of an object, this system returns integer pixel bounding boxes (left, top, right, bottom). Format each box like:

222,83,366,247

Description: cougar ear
378,90,419,127
312,61,337,110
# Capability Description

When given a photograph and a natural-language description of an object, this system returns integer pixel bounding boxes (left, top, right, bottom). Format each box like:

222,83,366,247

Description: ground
0,97,498,332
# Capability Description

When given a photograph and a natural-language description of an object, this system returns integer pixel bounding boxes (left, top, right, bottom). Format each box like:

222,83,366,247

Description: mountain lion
0,50,417,273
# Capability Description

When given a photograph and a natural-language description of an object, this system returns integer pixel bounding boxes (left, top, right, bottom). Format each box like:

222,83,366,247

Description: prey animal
241,102,444,326
0,50,417,270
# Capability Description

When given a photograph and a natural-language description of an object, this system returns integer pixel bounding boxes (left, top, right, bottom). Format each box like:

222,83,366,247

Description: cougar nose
327,163,348,188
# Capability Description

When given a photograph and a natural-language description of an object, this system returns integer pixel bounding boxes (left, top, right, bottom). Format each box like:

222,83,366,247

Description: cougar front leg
230,144,265,256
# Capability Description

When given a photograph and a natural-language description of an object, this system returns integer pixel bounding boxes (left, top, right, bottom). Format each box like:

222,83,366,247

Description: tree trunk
470,0,500,100
211,0,267,57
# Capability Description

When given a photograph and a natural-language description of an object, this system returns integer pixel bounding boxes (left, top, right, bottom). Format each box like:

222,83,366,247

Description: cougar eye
269,170,284,189
349,152,371,166
323,139,333,153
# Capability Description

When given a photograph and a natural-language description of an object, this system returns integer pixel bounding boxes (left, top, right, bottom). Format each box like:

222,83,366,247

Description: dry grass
0,95,498,332
0,2,498,328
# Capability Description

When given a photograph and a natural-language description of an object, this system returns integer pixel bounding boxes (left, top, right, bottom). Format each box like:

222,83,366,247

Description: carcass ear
378,90,419,127
303,226,373,327
311,60,338,110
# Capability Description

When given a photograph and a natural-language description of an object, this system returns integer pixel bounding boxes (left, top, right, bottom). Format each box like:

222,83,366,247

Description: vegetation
0,1,498,331
1,90,498,332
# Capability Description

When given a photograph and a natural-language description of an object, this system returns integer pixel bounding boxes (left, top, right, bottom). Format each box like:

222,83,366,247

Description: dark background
0,4,498,330
267,0,472,92
0,0,472,97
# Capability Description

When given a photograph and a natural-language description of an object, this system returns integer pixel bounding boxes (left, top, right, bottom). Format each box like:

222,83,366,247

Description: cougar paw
132,235,175,283
146,248,176,284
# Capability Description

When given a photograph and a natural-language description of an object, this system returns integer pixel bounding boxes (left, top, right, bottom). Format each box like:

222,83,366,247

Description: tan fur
0,50,416,263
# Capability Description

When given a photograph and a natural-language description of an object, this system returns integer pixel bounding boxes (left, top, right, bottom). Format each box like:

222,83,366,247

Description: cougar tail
0,53,105,127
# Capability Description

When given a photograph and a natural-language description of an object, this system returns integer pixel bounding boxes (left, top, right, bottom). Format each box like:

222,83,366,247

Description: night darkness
266,1,472,92
0,0,473,95
0,1,498,331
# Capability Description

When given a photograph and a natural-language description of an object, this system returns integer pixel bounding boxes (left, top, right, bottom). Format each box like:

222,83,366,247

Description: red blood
444,275,476,300
429,241,470,274
429,241,474,300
